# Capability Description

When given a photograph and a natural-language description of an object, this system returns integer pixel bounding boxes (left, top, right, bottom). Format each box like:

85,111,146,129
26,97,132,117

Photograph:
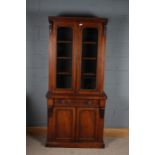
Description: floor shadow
27,132,47,146
104,137,118,147
27,130,118,148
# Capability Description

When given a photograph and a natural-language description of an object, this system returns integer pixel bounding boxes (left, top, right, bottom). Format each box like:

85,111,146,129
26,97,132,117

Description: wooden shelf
57,57,71,60
83,41,97,44
82,73,96,76
57,72,71,75
82,76,96,79
57,40,72,43
82,57,97,60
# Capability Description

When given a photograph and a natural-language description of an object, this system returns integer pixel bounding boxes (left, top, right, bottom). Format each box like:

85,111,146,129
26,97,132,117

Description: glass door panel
56,27,73,89
80,28,98,90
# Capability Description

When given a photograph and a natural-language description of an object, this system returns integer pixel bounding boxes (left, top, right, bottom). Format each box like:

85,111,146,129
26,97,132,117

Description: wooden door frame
49,21,77,94
76,22,104,95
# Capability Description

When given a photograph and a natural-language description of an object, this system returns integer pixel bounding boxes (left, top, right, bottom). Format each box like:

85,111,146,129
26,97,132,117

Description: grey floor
26,133,129,155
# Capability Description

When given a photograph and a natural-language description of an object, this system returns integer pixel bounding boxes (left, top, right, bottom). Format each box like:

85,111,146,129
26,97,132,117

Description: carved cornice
48,16,108,25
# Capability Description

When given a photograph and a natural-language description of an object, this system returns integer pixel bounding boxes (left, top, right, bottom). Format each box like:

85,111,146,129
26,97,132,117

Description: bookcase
46,17,108,148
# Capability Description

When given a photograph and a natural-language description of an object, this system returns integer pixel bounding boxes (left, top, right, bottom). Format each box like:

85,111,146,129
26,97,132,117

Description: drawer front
54,99,99,107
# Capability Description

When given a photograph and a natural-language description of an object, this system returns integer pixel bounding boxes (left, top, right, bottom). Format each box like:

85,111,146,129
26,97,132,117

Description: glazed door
52,22,77,94
76,108,99,142
76,22,104,95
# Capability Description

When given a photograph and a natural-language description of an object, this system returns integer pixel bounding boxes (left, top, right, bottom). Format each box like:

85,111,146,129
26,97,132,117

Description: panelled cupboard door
51,21,77,94
52,107,76,142
76,22,104,95
76,108,99,142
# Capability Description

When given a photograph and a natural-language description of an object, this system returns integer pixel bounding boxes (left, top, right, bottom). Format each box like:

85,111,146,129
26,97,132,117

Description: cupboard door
76,23,104,95
51,22,77,94
52,107,76,142
76,108,98,142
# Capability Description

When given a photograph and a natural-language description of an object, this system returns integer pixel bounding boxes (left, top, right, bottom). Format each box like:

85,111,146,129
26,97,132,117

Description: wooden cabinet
46,17,108,148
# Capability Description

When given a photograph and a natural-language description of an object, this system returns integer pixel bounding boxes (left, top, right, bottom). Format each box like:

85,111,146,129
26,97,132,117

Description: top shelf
83,41,97,44
48,17,108,25
57,40,72,43
57,41,97,44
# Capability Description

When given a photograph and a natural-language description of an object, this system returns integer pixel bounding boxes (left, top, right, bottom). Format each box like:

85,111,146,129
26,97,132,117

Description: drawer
54,99,99,107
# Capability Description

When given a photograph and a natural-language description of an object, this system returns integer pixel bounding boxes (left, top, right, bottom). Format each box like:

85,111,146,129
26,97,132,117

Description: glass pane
57,75,71,88
56,27,73,89
82,44,97,57
83,28,98,42
57,43,72,57
81,28,98,90
81,76,96,89
57,59,72,72
82,60,96,74
57,27,72,41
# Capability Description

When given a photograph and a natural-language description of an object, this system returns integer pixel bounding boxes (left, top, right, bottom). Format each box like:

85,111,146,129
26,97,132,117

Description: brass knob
79,23,83,26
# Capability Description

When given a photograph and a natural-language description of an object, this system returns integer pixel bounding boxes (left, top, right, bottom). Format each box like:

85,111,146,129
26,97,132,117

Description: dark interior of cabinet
56,27,73,88
57,59,72,72
56,27,98,90
82,44,97,57
56,75,72,88
57,43,72,57
82,28,98,42
57,27,73,41
81,28,98,90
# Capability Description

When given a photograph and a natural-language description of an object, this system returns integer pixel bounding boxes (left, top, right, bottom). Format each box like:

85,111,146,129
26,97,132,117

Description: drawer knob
79,23,83,26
